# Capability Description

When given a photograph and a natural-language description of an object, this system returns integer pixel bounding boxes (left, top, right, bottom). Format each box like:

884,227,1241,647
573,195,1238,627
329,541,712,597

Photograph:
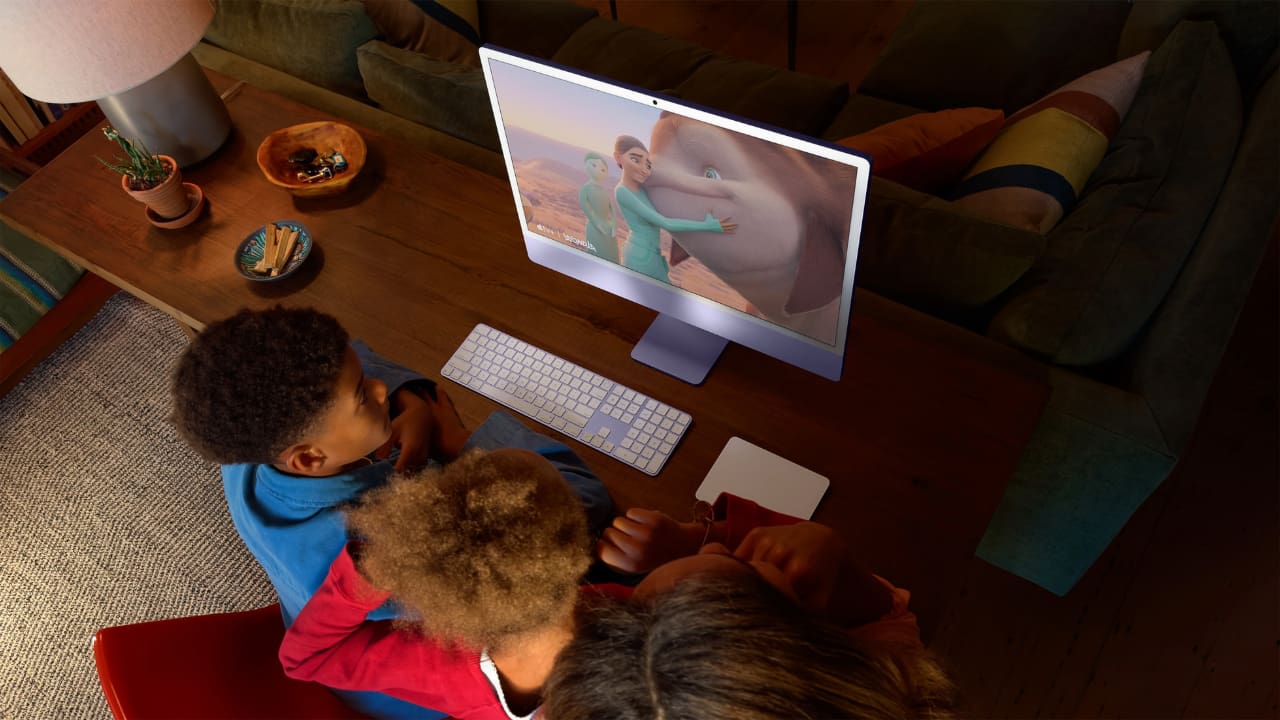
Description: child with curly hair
280,447,628,720
170,306,614,719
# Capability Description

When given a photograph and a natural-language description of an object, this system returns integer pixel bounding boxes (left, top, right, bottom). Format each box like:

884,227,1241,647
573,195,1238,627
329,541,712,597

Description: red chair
92,603,370,719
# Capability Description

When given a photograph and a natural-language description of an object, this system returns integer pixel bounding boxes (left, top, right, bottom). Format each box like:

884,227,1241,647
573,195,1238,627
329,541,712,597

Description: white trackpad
695,437,829,520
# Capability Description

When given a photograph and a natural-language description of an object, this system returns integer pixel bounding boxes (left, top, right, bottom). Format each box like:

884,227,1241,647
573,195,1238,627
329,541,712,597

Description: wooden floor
583,3,1279,716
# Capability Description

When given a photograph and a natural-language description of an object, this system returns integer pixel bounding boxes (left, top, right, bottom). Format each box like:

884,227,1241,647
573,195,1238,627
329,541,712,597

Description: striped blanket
0,219,83,351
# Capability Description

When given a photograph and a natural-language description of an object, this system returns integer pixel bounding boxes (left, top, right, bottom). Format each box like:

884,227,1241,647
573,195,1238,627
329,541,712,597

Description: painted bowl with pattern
235,220,313,282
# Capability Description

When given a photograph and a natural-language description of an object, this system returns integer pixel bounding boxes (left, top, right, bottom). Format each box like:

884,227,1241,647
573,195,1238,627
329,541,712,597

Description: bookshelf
0,103,104,184
0,68,79,149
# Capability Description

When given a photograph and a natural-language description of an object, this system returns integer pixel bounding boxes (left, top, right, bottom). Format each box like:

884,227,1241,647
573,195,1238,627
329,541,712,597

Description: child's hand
426,387,470,462
598,508,705,574
377,389,434,473
733,522,845,613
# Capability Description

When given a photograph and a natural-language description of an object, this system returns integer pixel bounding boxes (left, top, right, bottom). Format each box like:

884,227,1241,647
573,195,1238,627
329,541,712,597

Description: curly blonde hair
347,448,591,650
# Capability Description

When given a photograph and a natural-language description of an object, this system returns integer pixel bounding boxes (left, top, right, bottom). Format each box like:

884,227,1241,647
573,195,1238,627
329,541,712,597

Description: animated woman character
612,135,736,284
578,151,619,262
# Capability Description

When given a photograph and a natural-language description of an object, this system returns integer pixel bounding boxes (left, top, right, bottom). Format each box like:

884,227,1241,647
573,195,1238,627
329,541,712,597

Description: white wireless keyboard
442,324,691,475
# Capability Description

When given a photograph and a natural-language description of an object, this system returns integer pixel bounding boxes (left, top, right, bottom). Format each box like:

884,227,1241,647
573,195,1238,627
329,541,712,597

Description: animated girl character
578,152,619,262
612,135,736,284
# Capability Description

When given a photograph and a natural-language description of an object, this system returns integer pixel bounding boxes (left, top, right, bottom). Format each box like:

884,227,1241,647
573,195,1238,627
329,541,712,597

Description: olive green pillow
673,57,849,137
551,17,714,92
205,0,378,98
860,0,1132,115
856,178,1046,313
356,41,498,151
989,21,1243,366
479,0,599,61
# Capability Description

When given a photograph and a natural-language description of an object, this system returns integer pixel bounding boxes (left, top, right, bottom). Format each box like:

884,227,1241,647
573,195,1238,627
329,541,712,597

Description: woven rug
0,293,273,720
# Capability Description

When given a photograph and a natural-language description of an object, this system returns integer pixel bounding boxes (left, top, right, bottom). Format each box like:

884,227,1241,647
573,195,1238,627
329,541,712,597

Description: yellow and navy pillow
363,0,481,68
948,51,1151,234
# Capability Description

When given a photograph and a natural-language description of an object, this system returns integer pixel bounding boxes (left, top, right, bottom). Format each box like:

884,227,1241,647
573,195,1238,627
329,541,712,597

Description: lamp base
98,53,231,168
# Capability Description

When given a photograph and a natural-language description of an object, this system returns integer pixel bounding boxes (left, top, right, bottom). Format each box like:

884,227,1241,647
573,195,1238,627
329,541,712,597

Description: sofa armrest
977,368,1174,596
1129,60,1279,454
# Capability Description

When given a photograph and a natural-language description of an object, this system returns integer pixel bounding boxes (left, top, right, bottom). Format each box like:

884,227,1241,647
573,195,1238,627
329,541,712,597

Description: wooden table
0,72,1048,634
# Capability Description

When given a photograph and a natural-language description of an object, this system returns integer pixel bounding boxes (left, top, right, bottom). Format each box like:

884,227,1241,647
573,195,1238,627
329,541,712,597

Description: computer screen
479,47,870,382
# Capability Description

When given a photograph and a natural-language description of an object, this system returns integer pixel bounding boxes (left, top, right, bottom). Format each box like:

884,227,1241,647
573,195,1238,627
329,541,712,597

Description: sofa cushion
672,57,849,137
859,0,1133,115
361,0,480,67
356,40,498,150
205,0,378,98
856,179,1046,314
479,0,598,60
821,93,924,140
0,222,83,350
1117,0,1279,96
837,107,1005,194
552,17,714,92
989,21,1243,366
949,51,1150,234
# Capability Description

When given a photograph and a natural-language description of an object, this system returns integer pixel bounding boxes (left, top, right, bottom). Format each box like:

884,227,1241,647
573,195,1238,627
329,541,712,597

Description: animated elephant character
645,113,858,346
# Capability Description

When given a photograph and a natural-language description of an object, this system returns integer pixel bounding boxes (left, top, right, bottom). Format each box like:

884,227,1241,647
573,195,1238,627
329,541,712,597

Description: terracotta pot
121,155,189,220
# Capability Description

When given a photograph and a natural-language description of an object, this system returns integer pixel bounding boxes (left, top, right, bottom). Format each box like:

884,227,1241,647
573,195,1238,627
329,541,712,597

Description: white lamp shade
0,0,214,103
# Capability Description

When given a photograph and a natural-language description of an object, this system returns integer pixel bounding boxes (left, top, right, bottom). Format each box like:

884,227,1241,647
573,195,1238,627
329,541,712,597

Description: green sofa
195,0,1278,595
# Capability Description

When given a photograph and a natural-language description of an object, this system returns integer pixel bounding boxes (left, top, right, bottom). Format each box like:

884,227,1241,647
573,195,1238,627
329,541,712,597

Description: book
0,99,28,145
32,99,55,125
0,71,42,141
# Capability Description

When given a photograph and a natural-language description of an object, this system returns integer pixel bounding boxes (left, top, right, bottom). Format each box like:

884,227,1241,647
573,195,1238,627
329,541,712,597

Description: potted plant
100,127,200,226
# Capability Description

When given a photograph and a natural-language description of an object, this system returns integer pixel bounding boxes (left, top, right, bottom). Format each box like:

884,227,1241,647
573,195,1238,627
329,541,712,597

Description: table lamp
0,0,231,168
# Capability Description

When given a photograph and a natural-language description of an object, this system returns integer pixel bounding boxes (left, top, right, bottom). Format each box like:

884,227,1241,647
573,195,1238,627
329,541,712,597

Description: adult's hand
598,508,705,574
734,521,846,613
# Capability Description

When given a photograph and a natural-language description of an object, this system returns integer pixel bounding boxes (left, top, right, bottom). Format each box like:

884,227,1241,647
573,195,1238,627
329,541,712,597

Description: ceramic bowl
235,220,313,281
255,121,366,198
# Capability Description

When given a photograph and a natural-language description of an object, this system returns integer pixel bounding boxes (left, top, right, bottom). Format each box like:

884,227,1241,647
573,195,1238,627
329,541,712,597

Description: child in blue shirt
170,306,613,719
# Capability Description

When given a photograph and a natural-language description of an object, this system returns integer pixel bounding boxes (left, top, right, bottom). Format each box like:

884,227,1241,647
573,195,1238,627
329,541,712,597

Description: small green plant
99,127,170,190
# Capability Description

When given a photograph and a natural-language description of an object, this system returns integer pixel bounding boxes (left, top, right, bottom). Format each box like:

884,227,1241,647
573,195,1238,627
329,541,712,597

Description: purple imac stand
631,313,729,385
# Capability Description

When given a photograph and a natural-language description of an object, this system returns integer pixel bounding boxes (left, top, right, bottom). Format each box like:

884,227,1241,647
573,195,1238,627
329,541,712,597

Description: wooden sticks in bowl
253,223,299,276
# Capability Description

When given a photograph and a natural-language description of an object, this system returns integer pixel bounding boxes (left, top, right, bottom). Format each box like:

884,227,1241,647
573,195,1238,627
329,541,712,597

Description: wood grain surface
0,71,1048,638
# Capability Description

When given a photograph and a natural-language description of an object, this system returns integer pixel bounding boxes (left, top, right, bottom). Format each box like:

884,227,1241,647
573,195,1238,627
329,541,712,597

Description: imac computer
479,47,871,383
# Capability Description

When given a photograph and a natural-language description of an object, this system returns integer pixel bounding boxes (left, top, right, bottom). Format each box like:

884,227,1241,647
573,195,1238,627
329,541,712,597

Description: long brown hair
544,572,957,719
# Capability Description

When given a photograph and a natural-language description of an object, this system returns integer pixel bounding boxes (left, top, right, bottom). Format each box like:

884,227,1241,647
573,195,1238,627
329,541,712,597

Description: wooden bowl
255,121,366,198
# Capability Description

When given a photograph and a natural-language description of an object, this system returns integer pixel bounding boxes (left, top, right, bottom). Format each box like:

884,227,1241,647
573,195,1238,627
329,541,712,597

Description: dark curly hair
170,306,349,464
347,448,591,651
544,572,958,720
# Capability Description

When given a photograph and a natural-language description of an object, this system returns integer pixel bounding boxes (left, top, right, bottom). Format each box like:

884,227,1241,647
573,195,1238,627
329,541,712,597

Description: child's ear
281,444,328,475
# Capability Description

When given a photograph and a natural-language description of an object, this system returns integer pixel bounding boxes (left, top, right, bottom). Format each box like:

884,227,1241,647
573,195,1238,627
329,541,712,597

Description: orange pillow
837,108,1005,193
